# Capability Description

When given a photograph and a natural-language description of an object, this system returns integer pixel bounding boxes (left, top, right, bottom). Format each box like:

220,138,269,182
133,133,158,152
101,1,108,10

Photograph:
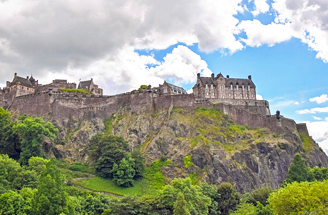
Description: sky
1,0,328,153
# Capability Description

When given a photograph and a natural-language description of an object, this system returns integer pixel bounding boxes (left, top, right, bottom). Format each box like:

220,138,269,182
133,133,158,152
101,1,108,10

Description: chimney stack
14,73,17,78
248,75,252,80
26,76,29,80
211,73,214,78
197,73,200,78
226,75,229,78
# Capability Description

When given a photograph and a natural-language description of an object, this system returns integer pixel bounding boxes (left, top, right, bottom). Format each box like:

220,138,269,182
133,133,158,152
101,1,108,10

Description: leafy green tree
112,154,136,187
0,108,20,159
0,191,25,215
268,181,328,214
284,153,311,185
230,202,258,215
308,167,328,181
32,159,69,215
138,85,149,90
161,178,211,215
216,182,240,215
0,154,22,193
91,134,129,178
173,192,191,215
243,187,272,206
20,188,35,215
200,183,220,215
131,149,145,179
13,117,58,165
28,156,48,173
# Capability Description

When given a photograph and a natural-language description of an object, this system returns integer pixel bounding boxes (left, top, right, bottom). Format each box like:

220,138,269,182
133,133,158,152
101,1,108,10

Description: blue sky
0,0,328,152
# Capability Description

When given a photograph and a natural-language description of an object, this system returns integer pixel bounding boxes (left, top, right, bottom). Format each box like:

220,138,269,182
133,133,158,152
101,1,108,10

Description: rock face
49,106,328,192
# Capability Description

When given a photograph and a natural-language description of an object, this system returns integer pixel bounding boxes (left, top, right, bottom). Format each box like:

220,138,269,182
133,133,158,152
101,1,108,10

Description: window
248,86,250,91
230,84,233,90
222,95,225,99
221,85,224,91
206,92,209,96
240,93,242,97
163,87,168,93
229,93,231,97
242,85,244,91
252,94,254,98
236,85,239,91
234,93,236,97
246,94,248,98
211,85,213,89
205,85,208,89
212,92,214,96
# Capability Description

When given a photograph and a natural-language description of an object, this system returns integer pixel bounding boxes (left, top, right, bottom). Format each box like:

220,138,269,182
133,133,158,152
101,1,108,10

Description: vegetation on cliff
59,88,92,94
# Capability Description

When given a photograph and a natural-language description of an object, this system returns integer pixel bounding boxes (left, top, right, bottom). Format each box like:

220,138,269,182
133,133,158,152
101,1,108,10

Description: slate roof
225,78,255,88
12,76,33,87
199,77,215,85
165,82,187,94
78,80,92,89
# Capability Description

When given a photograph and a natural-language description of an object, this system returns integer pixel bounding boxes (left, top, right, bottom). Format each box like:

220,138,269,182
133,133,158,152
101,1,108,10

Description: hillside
49,106,328,192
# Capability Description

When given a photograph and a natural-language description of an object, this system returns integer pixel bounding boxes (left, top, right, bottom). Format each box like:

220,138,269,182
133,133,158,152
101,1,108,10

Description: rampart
2,89,307,135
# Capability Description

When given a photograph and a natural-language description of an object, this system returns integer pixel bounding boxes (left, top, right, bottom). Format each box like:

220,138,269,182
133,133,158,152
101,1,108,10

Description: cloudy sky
1,0,328,153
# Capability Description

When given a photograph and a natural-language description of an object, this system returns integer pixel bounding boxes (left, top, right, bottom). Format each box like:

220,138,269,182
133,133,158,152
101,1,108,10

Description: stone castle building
193,73,256,100
5,73,38,97
78,78,103,96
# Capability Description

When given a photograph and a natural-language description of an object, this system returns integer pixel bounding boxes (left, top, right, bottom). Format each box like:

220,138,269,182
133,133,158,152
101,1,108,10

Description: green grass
300,133,314,152
104,115,115,134
59,88,92,94
73,159,171,196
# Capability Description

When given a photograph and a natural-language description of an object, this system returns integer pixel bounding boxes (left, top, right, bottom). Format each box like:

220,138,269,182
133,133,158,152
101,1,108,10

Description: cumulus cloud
251,0,270,16
306,120,328,153
310,94,328,104
256,94,263,100
0,0,245,89
239,0,328,62
40,45,211,95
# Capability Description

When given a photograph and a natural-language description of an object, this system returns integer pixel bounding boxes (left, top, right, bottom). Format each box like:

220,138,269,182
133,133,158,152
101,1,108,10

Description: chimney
211,73,214,78
197,73,200,78
26,76,29,80
248,75,251,80
14,73,17,78
226,75,229,78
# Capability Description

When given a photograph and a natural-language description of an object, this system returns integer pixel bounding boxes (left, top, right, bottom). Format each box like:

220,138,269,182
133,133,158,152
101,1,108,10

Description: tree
0,191,25,215
173,192,191,215
131,149,145,179
284,153,311,185
200,183,220,215
0,108,20,159
112,154,136,187
13,117,58,165
268,181,328,215
138,85,149,91
32,159,69,215
0,154,22,193
216,182,240,215
243,187,272,206
160,178,211,215
91,134,129,178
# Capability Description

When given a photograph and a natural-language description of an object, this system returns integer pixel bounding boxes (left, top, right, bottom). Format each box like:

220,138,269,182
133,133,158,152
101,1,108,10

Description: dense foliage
89,133,145,187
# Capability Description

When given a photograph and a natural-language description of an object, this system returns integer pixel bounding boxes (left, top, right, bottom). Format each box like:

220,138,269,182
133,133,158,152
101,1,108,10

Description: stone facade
154,81,187,95
36,79,76,92
78,78,103,96
193,73,256,100
4,73,38,97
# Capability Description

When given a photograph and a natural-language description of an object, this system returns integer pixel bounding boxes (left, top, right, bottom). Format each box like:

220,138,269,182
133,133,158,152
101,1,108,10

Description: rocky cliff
47,106,328,192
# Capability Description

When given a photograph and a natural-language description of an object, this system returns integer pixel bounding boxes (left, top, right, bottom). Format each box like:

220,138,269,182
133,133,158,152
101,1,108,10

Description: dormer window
206,84,208,89
236,85,239,91
230,83,233,90
248,85,250,91
242,85,245,91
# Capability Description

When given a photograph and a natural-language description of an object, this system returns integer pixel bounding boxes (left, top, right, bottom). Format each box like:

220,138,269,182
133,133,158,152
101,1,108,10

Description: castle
0,72,309,136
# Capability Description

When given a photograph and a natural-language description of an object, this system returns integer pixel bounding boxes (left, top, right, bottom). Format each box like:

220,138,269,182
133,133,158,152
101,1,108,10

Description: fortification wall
3,89,304,135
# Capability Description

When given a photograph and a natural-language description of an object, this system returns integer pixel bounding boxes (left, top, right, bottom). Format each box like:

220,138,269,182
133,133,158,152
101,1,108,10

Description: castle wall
3,89,303,136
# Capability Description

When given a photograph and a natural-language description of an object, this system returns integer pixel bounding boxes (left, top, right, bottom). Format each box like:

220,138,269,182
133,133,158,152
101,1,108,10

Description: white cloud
43,45,211,95
256,94,263,100
239,0,328,62
313,116,322,120
251,0,270,16
294,101,300,105
149,45,212,85
310,94,328,104
0,0,245,87
306,120,328,153
298,107,328,114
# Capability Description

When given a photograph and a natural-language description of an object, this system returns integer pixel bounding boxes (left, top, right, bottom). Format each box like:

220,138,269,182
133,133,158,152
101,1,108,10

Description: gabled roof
199,77,215,85
78,80,92,89
224,78,255,88
164,81,187,93
12,76,33,87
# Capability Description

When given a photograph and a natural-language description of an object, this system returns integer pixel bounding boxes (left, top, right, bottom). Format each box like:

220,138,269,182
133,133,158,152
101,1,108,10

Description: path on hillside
71,175,123,198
